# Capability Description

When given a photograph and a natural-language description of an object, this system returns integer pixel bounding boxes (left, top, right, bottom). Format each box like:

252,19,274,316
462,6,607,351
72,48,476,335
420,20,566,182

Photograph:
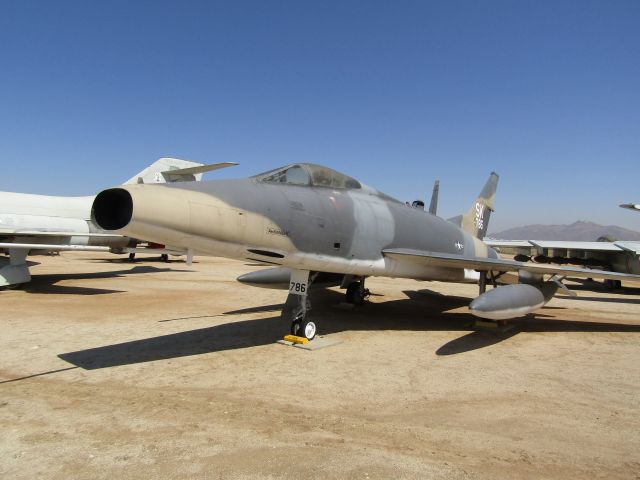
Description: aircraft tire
604,279,622,290
298,319,317,341
346,282,365,305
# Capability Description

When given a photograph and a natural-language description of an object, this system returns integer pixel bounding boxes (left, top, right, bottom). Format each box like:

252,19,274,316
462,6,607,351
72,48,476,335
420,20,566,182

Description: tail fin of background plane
123,158,239,185
123,158,205,185
428,179,439,215
447,172,499,240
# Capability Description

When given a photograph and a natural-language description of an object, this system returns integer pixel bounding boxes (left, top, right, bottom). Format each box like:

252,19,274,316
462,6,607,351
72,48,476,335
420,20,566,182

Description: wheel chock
283,334,309,345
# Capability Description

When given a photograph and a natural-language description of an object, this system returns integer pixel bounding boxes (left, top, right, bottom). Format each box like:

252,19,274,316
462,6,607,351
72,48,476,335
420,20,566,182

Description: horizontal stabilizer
161,162,238,181
123,158,238,185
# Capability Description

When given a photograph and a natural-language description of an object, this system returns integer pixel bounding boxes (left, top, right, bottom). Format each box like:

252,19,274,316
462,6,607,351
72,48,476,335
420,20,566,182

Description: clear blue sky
1,0,639,232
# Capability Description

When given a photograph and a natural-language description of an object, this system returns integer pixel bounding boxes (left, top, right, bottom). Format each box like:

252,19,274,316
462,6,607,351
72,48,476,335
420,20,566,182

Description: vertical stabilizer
123,158,205,185
447,172,499,239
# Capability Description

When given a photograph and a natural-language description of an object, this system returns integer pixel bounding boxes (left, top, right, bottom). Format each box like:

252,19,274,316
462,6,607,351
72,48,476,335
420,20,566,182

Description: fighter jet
91,163,640,340
0,158,236,287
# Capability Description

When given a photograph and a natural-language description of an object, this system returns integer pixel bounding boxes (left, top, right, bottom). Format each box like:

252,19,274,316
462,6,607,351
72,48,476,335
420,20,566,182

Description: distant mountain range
488,221,640,241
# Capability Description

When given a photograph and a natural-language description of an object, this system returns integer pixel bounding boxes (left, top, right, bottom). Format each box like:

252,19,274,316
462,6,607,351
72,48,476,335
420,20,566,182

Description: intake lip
92,188,133,231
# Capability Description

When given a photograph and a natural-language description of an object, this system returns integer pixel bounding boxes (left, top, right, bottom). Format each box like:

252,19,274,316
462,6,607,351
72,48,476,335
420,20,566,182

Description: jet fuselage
94,174,494,282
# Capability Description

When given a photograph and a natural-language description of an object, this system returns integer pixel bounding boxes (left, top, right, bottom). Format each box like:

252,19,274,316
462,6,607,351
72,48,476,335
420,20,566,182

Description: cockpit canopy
254,163,361,189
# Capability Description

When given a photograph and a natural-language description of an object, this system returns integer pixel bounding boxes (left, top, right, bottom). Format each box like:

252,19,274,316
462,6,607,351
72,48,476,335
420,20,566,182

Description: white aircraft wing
484,239,627,253
0,242,111,252
0,229,118,237
382,248,640,282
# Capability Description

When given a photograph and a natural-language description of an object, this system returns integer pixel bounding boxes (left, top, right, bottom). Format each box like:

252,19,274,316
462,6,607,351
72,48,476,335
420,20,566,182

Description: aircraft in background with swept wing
483,239,640,290
486,204,640,289
91,163,640,340
0,158,237,287
620,203,640,212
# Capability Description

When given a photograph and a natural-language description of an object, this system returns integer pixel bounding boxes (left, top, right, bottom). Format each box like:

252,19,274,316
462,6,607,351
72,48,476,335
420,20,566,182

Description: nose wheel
291,317,317,341
282,270,318,341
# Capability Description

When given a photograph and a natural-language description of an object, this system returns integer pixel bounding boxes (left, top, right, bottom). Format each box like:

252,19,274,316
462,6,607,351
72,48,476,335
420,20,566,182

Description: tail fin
447,172,499,239
428,179,439,215
123,158,205,185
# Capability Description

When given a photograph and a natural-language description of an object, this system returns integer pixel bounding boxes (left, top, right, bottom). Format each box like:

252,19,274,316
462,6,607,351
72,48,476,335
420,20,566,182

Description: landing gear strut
604,279,622,290
345,280,369,305
282,270,318,341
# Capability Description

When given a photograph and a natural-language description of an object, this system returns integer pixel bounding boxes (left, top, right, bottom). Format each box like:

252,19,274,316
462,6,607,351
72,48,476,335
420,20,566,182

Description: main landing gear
345,279,369,305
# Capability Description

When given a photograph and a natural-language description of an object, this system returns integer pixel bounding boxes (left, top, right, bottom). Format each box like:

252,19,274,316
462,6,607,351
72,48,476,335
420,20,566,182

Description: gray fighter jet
91,163,640,340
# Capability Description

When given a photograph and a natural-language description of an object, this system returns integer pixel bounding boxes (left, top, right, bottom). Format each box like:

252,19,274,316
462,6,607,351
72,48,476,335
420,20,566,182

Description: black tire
346,282,365,305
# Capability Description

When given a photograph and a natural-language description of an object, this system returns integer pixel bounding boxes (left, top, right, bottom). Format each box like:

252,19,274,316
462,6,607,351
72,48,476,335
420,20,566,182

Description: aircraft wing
0,241,188,257
0,229,119,237
382,248,640,282
484,239,631,253
0,242,110,252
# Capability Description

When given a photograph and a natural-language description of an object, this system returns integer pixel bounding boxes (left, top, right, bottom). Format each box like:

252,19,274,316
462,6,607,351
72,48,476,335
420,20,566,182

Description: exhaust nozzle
92,188,133,231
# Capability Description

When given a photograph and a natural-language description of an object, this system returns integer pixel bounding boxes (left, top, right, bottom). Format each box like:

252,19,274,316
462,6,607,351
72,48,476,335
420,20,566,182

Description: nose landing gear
281,270,318,341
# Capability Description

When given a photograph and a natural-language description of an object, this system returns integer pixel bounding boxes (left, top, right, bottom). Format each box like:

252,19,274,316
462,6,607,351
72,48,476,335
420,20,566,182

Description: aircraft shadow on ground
91,258,190,265
57,288,640,369
22,266,191,296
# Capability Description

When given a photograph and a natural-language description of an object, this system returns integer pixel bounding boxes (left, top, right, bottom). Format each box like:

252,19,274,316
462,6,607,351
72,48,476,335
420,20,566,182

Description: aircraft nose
92,188,133,231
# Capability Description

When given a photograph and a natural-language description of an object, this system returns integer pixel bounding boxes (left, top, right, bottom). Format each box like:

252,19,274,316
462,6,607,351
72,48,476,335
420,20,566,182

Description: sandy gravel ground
1,252,639,479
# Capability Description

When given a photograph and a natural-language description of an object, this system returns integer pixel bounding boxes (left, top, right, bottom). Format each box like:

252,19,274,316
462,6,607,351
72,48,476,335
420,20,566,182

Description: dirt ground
1,252,639,479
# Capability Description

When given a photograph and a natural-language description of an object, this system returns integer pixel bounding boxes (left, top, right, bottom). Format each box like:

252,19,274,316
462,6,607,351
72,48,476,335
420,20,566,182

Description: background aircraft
0,158,236,288
90,163,639,340
486,203,640,289
484,239,640,289
620,203,640,212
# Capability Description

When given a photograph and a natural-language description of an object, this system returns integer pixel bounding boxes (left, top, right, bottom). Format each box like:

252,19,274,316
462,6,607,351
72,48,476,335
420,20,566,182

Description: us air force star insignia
455,241,464,251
